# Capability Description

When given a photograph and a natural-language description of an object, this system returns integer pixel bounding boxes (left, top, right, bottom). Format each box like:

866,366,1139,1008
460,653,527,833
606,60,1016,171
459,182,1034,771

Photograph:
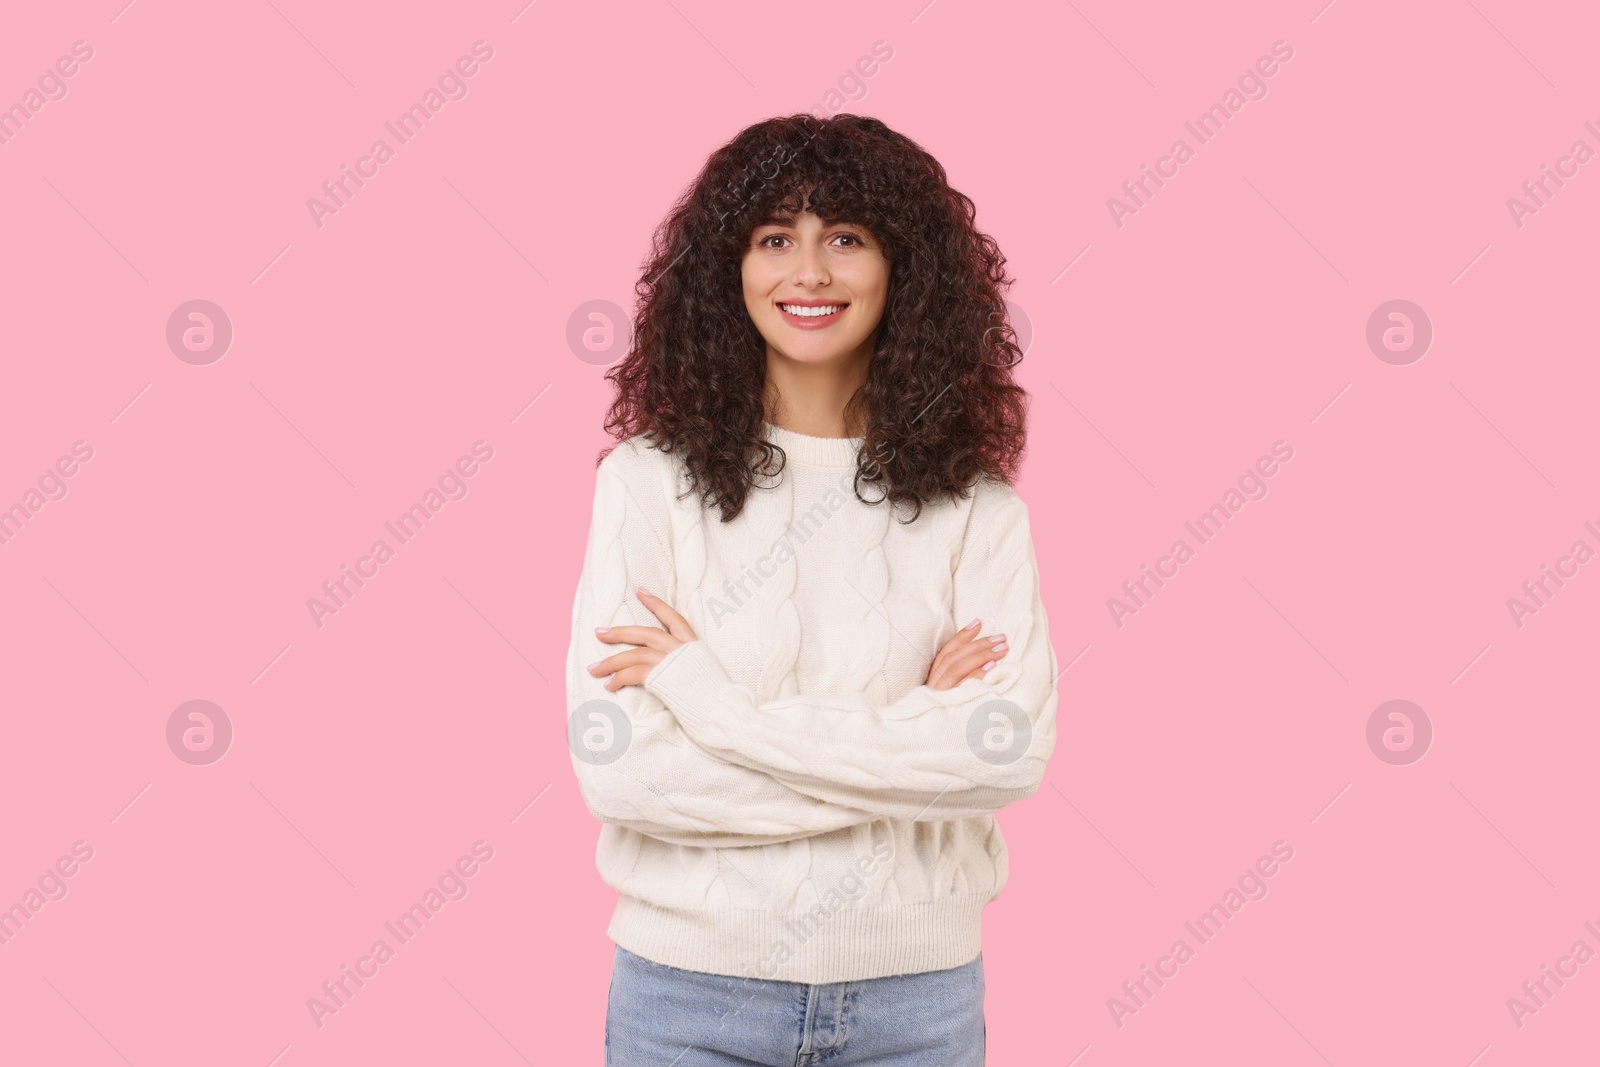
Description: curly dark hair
600,112,1029,523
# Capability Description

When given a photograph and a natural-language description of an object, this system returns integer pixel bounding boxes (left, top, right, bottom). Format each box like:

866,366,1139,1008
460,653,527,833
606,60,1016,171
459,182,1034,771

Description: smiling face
741,207,889,374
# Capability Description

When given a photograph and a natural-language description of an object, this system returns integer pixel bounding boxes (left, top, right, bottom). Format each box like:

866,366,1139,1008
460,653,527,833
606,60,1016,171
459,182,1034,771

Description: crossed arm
565,449,1058,845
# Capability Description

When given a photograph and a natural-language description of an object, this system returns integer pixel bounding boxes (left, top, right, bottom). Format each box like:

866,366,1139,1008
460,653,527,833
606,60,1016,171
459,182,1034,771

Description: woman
565,112,1059,1065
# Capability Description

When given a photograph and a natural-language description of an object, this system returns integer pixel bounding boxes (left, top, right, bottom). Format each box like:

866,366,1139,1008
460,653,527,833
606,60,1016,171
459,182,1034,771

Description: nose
792,239,830,288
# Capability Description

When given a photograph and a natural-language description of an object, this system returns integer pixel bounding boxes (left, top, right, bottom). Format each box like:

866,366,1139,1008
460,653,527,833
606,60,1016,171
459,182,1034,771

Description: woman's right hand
925,620,1008,691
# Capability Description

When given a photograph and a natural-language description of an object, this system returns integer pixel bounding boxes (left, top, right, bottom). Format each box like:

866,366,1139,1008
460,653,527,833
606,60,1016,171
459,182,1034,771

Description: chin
778,344,855,364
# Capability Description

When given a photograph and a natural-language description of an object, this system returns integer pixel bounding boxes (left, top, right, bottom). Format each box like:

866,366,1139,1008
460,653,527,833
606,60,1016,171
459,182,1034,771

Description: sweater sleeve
565,441,884,849
642,477,1059,822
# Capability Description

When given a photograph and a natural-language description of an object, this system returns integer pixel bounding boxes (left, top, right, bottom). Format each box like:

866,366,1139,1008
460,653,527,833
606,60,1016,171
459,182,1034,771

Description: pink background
2,0,1596,1063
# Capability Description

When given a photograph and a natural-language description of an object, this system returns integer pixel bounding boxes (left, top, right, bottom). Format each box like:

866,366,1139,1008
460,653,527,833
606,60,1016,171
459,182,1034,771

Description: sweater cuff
643,640,740,745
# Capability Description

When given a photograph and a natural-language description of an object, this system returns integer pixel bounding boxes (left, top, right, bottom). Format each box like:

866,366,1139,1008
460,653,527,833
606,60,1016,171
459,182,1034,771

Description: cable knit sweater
565,420,1059,984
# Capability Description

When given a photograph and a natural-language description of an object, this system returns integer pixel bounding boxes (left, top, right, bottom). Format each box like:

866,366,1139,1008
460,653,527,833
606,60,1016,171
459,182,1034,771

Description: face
741,209,889,369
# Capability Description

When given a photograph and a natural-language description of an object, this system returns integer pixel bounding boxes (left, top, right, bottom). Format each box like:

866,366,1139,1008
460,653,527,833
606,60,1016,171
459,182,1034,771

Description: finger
936,619,984,658
604,663,656,691
595,625,674,651
927,621,985,686
959,660,999,684
588,648,656,678
930,650,983,689
934,657,992,690
928,630,998,671
637,589,698,642
933,635,1008,689
954,634,1008,674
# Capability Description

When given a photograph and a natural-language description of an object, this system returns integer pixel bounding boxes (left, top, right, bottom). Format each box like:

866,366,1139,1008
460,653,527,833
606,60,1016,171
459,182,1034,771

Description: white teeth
780,304,844,317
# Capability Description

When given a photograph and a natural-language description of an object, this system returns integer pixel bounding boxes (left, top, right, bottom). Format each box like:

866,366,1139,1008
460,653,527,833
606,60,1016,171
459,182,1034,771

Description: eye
833,232,864,247
757,233,789,249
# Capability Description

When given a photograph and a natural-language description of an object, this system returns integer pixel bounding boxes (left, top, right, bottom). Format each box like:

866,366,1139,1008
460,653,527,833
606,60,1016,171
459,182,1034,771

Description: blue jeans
604,944,986,1065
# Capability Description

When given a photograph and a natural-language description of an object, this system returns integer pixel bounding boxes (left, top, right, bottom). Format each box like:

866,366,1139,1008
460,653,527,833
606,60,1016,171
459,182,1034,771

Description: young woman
565,112,1059,1066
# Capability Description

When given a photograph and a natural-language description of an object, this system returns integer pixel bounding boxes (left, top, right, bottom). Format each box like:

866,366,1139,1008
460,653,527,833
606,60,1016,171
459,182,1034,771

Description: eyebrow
756,214,858,228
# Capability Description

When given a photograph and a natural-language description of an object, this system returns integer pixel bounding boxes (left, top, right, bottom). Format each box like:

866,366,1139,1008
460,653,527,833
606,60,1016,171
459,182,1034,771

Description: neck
761,344,870,438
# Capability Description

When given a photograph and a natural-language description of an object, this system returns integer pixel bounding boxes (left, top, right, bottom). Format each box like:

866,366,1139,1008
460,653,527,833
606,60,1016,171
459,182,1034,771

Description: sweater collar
761,420,864,468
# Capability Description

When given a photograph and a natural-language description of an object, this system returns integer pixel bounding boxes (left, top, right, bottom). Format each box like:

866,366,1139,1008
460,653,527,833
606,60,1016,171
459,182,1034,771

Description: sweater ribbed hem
607,893,986,984
761,420,864,468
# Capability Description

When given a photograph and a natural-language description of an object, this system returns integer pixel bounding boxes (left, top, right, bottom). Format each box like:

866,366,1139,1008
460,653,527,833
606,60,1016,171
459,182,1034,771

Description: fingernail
982,660,996,670
990,633,1006,643
595,626,609,634
992,642,1008,654
638,586,651,597
586,661,600,671
966,618,980,630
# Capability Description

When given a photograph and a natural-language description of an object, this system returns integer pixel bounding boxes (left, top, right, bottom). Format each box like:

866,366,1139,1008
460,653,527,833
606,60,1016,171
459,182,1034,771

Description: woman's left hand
588,588,700,691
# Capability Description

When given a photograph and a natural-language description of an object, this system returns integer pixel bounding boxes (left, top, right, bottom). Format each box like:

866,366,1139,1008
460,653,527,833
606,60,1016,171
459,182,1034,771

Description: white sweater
565,420,1059,983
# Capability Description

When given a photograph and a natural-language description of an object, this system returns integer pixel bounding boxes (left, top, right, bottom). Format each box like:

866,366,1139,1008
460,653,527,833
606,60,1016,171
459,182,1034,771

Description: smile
777,302,848,328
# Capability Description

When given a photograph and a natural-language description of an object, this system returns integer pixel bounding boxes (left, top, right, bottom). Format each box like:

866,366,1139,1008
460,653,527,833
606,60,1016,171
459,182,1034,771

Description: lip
777,300,848,329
